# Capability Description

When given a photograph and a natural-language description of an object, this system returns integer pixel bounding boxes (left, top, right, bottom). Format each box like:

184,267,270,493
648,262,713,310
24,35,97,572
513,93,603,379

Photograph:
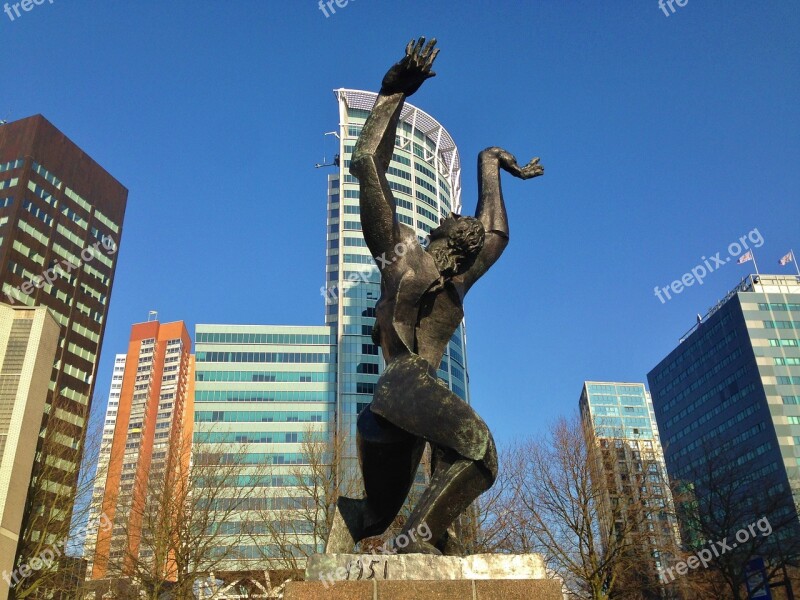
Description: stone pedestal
284,554,563,599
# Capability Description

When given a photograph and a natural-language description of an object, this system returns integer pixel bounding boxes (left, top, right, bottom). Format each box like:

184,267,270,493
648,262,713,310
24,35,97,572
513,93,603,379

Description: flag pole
794,250,800,276
752,250,760,277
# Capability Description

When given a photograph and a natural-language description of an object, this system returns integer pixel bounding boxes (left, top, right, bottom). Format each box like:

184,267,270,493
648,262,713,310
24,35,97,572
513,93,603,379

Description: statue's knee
482,436,499,486
349,153,373,177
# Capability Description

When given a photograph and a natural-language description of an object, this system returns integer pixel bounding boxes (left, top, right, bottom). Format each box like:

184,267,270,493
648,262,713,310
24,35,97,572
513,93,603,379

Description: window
775,358,800,366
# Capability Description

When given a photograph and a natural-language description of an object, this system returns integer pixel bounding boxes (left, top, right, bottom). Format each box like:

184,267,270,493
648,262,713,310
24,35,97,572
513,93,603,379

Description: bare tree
95,430,278,600
504,416,674,600
9,403,104,600
255,425,363,574
669,439,800,600
460,445,528,555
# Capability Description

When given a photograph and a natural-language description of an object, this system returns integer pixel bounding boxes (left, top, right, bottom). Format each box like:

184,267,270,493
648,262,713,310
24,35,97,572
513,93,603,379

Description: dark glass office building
648,274,800,553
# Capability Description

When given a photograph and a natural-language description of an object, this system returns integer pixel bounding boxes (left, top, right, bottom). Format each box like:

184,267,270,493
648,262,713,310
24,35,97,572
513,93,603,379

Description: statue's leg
325,405,425,553
396,436,497,555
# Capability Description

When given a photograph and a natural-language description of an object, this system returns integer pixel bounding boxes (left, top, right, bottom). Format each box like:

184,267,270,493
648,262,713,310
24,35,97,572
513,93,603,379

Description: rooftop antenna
315,131,340,169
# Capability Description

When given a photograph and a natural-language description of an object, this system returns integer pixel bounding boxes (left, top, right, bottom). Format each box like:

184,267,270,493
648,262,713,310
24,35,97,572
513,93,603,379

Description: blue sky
3,1,799,447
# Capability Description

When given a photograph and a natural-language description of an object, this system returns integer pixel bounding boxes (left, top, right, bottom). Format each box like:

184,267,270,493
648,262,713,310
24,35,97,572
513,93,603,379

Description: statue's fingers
406,39,416,56
425,48,440,70
422,38,437,59
414,36,426,58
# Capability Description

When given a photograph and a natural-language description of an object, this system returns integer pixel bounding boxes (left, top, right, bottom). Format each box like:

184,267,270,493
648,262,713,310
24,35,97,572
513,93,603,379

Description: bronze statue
327,37,544,555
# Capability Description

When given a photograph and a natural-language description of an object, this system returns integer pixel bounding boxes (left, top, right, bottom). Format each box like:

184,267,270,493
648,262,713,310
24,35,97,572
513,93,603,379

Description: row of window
764,320,799,329
591,405,649,416
758,303,800,312
209,520,314,536
23,198,52,226
417,204,438,222
195,410,327,423
194,431,304,444
775,358,800,366
769,339,799,347
0,159,23,174
195,370,333,383
195,390,334,403
196,332,331,345
196,351,332,363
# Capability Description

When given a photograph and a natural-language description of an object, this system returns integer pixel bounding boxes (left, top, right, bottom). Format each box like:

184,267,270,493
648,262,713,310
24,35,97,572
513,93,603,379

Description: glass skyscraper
648,274,800,552
324,89,471,484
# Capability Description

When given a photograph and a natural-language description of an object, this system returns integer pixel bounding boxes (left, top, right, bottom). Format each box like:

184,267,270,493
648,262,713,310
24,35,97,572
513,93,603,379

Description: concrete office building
580,381,681,590
0,305,59,600
192,324,335,576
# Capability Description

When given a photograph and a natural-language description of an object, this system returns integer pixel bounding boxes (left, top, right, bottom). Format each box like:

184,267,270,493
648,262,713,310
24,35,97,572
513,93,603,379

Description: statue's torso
373,224,465,371
375,282,464,370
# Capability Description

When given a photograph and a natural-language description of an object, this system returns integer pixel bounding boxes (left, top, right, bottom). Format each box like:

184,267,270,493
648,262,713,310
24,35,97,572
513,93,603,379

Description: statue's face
428,215,485,277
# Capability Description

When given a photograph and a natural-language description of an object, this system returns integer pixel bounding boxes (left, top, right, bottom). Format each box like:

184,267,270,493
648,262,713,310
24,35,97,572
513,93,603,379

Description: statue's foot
436,528,465,556
395,538,442,555
325,504,357,554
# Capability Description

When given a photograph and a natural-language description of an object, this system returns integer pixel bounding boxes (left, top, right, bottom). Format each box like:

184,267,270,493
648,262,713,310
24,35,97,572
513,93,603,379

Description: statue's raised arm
349,37,439,263
456,147,544,293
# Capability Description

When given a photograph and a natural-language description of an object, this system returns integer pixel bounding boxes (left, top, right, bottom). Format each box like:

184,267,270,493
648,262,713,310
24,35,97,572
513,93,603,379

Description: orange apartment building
85,319,194,583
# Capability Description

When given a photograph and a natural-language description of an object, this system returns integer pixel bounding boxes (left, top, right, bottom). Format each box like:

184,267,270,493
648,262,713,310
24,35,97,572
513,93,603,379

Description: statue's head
427,213,485,277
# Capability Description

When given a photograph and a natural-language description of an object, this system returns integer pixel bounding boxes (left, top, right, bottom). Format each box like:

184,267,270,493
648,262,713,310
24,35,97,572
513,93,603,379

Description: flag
737,251,753,265
779,251,794,266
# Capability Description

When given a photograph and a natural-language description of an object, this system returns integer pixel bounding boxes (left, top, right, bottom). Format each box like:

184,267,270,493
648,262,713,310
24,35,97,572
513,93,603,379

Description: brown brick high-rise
0,115,127,571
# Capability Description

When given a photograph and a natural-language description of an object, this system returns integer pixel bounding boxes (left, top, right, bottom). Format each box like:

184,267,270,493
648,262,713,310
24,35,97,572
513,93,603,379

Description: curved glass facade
325,89,471,483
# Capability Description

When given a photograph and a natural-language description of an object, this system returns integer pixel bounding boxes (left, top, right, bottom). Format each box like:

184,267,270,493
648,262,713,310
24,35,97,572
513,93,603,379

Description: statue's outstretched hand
498,150,544,180
515,157,544,180
381,37,439,97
